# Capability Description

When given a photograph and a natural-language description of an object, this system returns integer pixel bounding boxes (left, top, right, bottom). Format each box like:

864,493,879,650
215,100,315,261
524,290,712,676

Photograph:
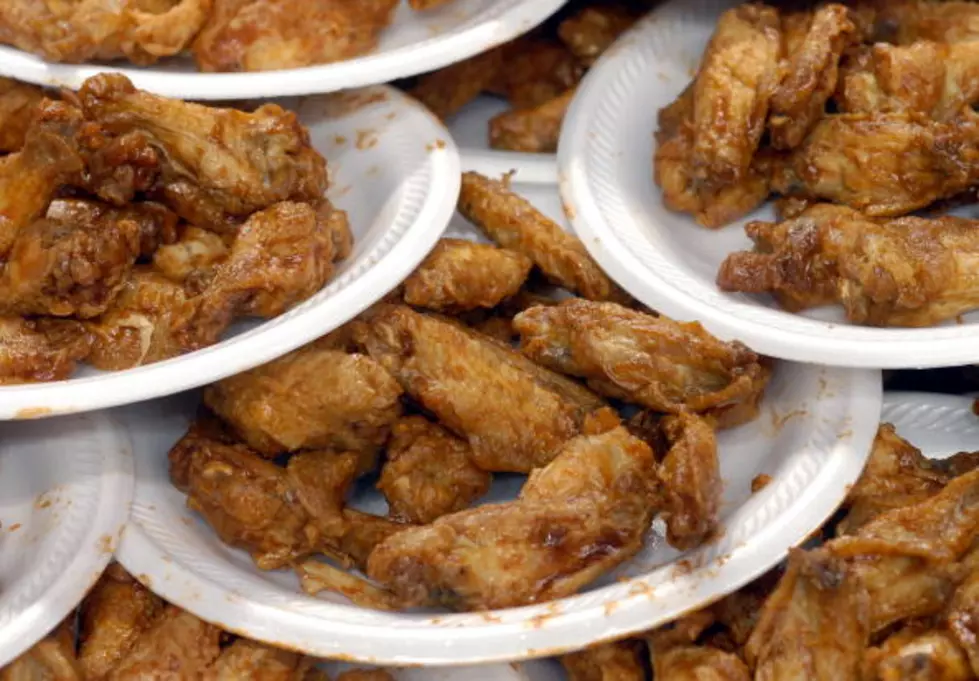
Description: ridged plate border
883,392,979,456
0,85,459,420
0,411,133,666
116,183,882,665
557,0,979,369
0,0,567,100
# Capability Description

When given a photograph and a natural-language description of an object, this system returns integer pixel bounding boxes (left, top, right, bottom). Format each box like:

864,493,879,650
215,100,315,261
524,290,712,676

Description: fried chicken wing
948,570,979,676
560,640,647,681
513,299,768,422
203,335,403,458
0,78,45,153
865,628,973,681
558,4,639,67
152,226,229,290
745,549,869,681
459,171,628,302
203,639,315,681
769,113,979,217
106,606,221,681
378,416,491,525
657,413,720,550
402,238,532,312
838,40,979,121
357,304,593,473
718,203,979,327
77,74,327,232
649,617,750,681
490,40,584,110
0,0,210,64
367,425,659,610
192,0,399,73
872,0,979,44
488,87,576,154
691,4,782,189
0,317,92,385
0,619,83,681
410,48,505,120
769,4,857,150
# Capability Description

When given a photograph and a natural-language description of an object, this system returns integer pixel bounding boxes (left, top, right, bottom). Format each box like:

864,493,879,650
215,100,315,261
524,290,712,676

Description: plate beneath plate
0,411,132,667
0,85,457,420
0,1,566,100
558,0,979,369
116,181,881,665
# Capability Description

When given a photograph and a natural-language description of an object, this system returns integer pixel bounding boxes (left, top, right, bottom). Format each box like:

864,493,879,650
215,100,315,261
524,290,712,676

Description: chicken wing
657,413,720,550
152,226,229,290
79,564,164,680
0,618,82,681
513,299,768,422
203,335,403,458
745,549,870,681
560,640,647,681
192,0,398,72
649,616,750,681
203,639,315,681
872,0,979,44
0,0,209,64
357,304,594,472
769,113,979,216
367,425,659,610
459,171,628,302
0,317,92,385
402,238,532,312
106,606,221,681
488,87,576,154
768,4,857,150
718,203,979,327
837,40,979,121
557,4,639,67
378,416,491,524
490,40,584,110
77,74,328,233
410,48,505,121
0,78,45,153
865,628,973,681
948,569,979,676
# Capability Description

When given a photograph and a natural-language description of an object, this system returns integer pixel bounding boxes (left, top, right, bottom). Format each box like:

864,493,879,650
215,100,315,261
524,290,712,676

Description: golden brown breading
769,4,857,150
718,203,979,327
0,78,45,153
513,299,768,420
769,113,979,217
106,606,222,681
488,87,575,153
402,238,532,312
79,564,165,680
203,335,403,458
367,425,659,610
357,304,596,473
459,171,627,302
558,4,639,67
378,416,491,524
657,413,720,551
0,317,92,385
560,640,647,681
192,0,399,73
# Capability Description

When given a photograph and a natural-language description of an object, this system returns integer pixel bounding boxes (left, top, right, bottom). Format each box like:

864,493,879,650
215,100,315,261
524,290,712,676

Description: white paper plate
116,182,881,666
883,392,979,457
450,96,557,183
0,85,458,421
321,660,562,681
0,1,566,101
557,0,979,370
0,412,133,667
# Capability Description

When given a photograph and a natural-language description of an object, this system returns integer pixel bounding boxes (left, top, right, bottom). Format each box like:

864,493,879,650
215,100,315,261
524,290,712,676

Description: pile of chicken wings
0,73,348,384
656,0,979,328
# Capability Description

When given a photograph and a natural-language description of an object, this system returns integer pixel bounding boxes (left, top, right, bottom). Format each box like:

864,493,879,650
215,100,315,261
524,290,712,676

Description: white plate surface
883,392,979,457
116,182,881,665
0,1,566,100
0,85,458,421
558,0,979,369
0,412,133,667
450,96,557,183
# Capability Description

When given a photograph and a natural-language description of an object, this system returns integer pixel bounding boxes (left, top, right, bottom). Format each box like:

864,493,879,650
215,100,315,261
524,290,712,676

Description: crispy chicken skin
192,0,398,73
769,112,979,217
948,569,979,677
203,335,403,458
769,4,857,150
718,203,979,327
0,0,210,64
459,171,628,302
0,317,92,385
513,299,768,421
491,40,584,110
838,40,979,120
402,238,533,312
872,0,979,44
657,413,721,550
106,606,222,680
560,640,647,681
378,415,491,524
77,74,328,233
488,87,577,154
690,4,782,189
557,4,639,67
0,618,83,681
649,614,750,681
357,304,594,473
410,48,507,120
865,627,973,681
0,78,45,153
152,226,229,289
203,639,315,681
745,549,870,681
79,564,164,680
367,425,659,610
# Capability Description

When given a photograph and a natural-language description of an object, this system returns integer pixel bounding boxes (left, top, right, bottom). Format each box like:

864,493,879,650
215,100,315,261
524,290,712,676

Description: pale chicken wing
402,238,532,312
367,425,659,610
